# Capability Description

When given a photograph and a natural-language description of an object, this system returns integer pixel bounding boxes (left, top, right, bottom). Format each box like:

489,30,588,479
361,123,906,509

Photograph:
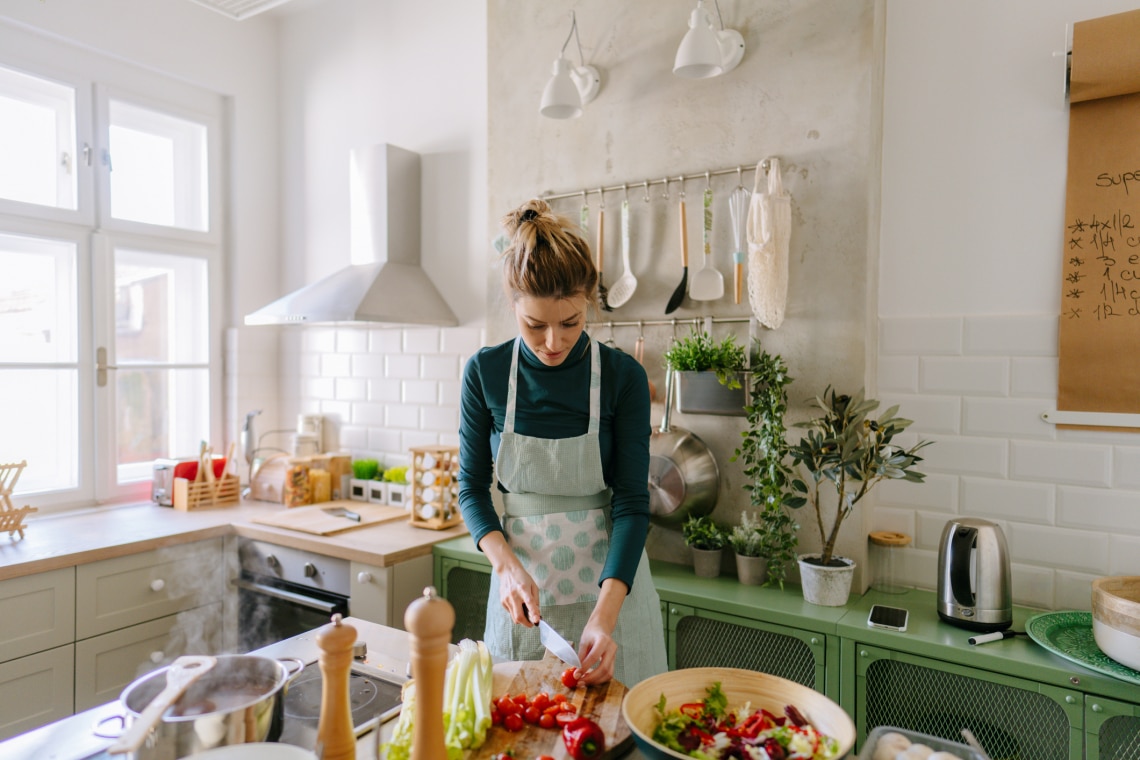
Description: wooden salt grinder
316,613,358,760
404,586,455,760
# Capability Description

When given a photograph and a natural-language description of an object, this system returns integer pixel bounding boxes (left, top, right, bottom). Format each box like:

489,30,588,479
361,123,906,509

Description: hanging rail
540,159,775,203
586,315,752,330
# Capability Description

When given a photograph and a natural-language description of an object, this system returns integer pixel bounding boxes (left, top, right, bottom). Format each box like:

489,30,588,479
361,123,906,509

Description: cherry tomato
539,712,556,729
491,708,502,725
543,704,563,717
504,713,524,732
531,692,551,711
497,696,521,715
524,705,542,724
552,693,568,704
555,711,580,727
536,756,556,760
513,692,529,705
560,667,579,689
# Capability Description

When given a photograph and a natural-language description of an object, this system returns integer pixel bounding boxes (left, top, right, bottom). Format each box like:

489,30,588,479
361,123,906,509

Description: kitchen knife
538,619,582,669
322,507,362,522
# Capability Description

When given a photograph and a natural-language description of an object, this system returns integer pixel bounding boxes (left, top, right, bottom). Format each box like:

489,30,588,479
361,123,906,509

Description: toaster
937,517,1013,632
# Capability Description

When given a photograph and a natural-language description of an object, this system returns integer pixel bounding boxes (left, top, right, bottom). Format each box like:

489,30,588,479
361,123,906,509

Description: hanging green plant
662,329,747,389
731,344,798,588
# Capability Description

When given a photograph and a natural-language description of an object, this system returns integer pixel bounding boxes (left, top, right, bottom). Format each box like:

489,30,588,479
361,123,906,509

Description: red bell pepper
562,716,606,759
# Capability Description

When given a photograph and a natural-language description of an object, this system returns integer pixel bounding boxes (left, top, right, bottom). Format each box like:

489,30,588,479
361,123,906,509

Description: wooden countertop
0,500,469,582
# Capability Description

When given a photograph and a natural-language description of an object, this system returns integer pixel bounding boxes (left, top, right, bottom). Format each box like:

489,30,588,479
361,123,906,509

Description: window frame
0,23,226,513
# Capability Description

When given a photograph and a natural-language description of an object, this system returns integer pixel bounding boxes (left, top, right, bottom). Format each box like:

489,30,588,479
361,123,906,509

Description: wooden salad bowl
621,667,855,760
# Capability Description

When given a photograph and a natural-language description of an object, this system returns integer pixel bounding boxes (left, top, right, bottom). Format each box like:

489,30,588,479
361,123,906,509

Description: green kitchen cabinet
846,640,1081,759
1086,695,1140,760
433,537,492,645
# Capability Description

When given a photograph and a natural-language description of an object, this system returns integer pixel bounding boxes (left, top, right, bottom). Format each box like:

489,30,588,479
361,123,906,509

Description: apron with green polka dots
483,337,667,686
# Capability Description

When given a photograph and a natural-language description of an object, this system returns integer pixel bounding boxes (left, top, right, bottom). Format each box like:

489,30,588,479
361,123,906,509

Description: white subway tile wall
874,315,1140,611
292,326,485,474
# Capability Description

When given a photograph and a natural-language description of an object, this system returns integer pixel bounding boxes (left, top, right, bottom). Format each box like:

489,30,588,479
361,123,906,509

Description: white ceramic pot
798,554,856,606
735,554,769,586
690,547,724,579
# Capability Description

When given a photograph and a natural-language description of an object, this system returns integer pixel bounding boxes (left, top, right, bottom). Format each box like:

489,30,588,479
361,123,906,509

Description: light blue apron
483,337,667,686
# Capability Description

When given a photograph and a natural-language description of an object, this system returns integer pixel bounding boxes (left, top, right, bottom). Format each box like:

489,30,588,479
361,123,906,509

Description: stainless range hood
244,144,458,327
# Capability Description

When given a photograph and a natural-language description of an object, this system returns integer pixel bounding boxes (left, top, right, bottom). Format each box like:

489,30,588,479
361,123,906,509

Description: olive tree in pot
682,514,727,578
729,512,769,586
787,388,931,606
730,346,798,588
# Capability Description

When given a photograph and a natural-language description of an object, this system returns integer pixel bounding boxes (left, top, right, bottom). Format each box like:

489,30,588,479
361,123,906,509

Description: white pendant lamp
540,11,601,119
673,0,745,79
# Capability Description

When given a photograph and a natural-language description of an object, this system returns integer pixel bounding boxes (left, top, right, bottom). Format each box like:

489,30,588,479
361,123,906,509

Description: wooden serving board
465,651,633,759
251,501,408,535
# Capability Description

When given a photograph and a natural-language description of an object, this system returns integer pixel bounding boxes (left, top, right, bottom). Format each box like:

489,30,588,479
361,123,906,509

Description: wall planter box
675,371,750,416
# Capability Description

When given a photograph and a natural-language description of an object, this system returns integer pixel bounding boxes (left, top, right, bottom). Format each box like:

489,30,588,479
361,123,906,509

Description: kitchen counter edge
0,500,469,581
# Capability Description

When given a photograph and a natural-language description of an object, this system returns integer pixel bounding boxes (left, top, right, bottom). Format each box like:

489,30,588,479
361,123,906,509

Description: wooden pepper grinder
316,613,357,760
404,586,455,760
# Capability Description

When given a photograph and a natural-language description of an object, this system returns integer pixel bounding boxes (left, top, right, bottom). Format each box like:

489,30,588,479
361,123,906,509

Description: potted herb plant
662,329,749,416
350,458,380,501
729,511,768,586
682,514,727,578
731,346,798,588
787,388,931,606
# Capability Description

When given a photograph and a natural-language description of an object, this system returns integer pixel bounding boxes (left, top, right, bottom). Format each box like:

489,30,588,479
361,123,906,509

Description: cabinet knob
810,637,819,646
267,555,280,570
1092,703,1103,713
150,651,164,664
1065,695,1076,704
150,578,165,592
670,607,679,615
357,571,373,584
859,649,869,658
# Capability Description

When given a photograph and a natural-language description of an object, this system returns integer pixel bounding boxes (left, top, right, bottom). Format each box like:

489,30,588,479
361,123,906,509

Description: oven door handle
232,577,340,614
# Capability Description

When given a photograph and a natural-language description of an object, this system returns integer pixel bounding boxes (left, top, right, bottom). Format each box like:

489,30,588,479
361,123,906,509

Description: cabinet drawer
0,645,75,741
76,538,224,639
74,602,223,712
0,567,75,663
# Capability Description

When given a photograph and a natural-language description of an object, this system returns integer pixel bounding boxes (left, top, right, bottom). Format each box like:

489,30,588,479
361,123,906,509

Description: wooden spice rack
407,445,462,530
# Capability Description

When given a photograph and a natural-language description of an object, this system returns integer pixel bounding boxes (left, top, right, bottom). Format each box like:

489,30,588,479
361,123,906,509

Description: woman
458,198,667,687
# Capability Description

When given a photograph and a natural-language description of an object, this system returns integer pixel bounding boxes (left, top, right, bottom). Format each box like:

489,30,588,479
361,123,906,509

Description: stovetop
278,657,405,748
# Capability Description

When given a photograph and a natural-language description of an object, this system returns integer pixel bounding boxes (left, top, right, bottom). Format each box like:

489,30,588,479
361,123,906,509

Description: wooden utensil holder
408,445,462,530
173,473,240,511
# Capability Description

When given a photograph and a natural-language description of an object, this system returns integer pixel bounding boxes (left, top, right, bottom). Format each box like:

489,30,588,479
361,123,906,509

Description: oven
233,538,351,652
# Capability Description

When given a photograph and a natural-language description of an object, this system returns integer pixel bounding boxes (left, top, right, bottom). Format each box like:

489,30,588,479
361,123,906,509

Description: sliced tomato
555,710,579,727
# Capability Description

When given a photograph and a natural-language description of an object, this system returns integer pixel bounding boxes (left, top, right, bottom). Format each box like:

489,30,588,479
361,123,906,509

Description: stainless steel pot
648,370,719,526
96,655,304,759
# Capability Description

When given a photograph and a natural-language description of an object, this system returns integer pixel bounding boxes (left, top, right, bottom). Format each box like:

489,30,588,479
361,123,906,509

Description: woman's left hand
574,620,617,686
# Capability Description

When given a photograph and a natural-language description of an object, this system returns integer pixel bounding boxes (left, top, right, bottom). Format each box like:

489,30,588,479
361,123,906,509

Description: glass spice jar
868,531,911,594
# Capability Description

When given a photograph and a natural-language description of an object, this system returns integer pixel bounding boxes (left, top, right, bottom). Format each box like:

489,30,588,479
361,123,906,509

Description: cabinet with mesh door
665,602,831,698
434,551,492,646
1086,695,1140,760
848,641,1082,760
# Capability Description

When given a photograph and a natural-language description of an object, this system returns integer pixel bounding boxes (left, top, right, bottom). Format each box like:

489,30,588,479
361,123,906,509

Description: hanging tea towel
746,157,791,329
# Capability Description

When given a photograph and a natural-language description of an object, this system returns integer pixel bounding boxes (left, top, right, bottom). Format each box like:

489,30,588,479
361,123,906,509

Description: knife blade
322,507,361,522
538,619,582,669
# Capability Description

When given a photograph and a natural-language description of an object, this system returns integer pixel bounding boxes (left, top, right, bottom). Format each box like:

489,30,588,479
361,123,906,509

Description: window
0,30,224,512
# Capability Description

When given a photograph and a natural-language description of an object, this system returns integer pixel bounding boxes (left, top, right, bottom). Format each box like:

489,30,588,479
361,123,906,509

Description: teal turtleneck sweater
458,332,651,591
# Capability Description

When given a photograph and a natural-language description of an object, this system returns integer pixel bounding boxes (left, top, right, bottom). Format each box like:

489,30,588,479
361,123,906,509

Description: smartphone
867,604,909,632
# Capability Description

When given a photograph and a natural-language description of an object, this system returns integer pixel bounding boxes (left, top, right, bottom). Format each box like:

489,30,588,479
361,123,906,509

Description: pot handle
278,657,306,681
92,713,126,739
660,370,675,434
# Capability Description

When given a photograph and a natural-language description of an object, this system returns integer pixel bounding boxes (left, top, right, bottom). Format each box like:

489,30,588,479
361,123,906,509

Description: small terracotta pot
735,554,769,586
690,547,724,578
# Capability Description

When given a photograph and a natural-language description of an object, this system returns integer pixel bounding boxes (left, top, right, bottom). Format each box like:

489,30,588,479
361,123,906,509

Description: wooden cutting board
251,501,408,535
466,651,633,759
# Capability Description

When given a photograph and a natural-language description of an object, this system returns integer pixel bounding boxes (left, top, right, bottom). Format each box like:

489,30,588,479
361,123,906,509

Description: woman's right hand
479,531,540,626
496,560,541,626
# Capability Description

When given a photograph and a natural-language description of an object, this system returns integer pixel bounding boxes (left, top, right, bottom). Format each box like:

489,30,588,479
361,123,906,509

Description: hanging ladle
606,184,638,308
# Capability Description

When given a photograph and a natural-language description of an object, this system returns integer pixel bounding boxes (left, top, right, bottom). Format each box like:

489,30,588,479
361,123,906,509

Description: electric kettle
937,517,1013,632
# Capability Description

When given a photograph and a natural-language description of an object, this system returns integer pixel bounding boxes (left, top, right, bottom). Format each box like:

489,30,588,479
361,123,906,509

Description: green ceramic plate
1025,610,1140,686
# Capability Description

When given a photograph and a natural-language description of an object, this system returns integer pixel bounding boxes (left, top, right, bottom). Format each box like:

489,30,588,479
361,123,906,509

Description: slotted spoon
607,197,637,308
